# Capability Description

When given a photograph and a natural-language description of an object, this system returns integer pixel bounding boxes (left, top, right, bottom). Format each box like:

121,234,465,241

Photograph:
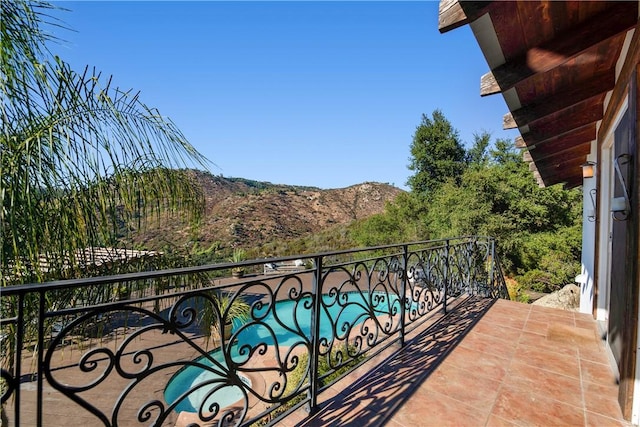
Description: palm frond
1,1,210,285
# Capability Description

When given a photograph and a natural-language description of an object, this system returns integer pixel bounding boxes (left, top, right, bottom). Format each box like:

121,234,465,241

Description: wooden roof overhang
439,0,639,188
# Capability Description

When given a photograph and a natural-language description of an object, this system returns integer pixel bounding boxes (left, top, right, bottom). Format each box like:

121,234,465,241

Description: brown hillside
132,170,404,252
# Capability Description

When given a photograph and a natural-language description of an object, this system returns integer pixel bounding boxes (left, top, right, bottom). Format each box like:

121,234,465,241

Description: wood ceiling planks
488,2,636,95
440,0,638,187
511,71,614,125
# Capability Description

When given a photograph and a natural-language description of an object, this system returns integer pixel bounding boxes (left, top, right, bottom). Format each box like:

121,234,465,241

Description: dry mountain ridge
134,170,404,251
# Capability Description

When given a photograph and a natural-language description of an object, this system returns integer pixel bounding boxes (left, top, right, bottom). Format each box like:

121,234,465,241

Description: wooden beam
438,0,467,33
543,170,583,189
535,154,585,177
522,151,532,162
438,1,491,34
514,136,527,148
530,142,592,166
532,170,545,188
503,112,517,130
480,71,500,97
524,122,596,154
538,168,584,188
486,2,637,94
511,71,615,125
559,175,583,189
524,123,595,185
526,96,604,143
527,123,595,185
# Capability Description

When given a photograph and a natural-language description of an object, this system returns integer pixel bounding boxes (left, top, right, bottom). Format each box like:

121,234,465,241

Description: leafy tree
424,138,582,288
1,0,209,285
490,137,521,165
406,110,467,196
360,132,582,295
467,131,491,167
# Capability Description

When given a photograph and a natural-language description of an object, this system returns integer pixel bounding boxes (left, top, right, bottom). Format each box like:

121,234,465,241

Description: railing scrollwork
1,236,508,426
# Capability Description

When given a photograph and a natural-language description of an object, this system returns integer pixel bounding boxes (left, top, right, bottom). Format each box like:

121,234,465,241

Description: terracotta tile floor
290,297,631,427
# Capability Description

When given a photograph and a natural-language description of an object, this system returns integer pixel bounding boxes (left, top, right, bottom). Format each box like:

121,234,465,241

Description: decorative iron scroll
315,255,404,376
32,276,312,426
1,237,508,426
405,245,447,323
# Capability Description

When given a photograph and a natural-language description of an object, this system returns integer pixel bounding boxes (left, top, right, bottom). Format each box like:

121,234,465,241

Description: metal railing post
400,244,408,347
443,239,450,315
307,255,323,414
489,238,496,292
13,294,25,427
37,291,45,426
467,238,475,295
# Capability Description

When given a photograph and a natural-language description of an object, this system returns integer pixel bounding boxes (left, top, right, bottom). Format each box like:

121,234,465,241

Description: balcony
285,299,629,426
0,237,628,426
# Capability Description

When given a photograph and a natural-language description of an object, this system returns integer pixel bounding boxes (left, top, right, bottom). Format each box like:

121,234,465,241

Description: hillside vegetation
349,111,583,301
125,112,582,304
126,170,404,260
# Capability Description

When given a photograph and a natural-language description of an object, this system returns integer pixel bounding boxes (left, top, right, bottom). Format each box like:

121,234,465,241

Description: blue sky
52,1,518,190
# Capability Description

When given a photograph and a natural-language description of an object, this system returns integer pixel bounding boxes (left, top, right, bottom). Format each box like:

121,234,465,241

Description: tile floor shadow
294,296,497,427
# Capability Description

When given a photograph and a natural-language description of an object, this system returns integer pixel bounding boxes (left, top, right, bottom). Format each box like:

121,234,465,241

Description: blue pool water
165,292,398,413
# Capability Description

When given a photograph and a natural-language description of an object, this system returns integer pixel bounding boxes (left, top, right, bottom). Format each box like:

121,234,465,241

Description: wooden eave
438,0,491,33
439,0,639,188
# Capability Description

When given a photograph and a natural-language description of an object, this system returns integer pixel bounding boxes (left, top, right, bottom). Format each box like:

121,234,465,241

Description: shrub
505,277,529,303
516,247,579,294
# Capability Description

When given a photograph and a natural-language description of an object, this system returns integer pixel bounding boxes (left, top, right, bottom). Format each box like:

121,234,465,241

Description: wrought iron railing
0,236,508,426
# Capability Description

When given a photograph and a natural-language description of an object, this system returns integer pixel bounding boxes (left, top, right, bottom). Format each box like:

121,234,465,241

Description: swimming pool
164,291,400,413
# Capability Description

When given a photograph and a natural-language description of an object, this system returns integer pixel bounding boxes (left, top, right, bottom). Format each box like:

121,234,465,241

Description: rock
532,284,580,311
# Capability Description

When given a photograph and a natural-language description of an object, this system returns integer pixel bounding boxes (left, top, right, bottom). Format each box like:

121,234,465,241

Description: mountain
131,170,404,254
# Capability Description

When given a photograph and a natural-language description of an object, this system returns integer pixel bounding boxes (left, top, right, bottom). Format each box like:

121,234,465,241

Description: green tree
424,138,582,288
406,110,467,196
490,137,521,165
467,131,491,167
351,116,582,294
1,0,209,285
